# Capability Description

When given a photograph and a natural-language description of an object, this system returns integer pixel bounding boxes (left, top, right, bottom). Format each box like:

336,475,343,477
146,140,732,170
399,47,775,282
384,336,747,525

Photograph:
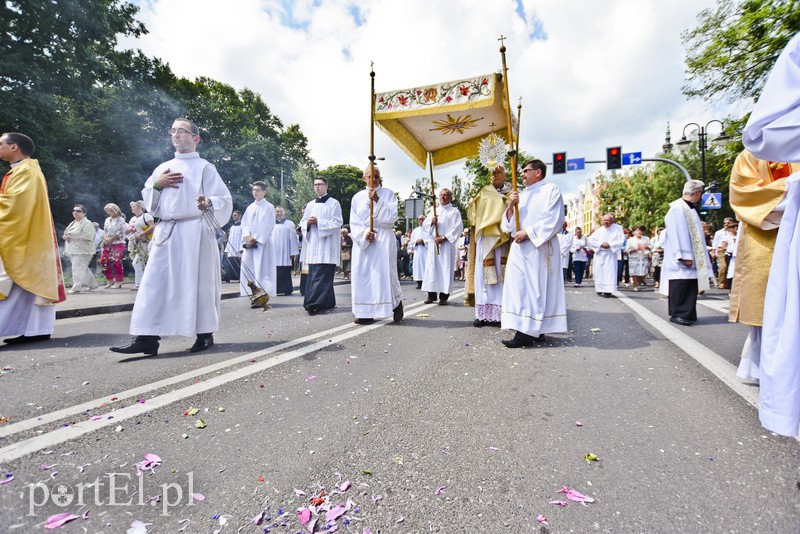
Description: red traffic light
610,147,619,156
555,153,564,160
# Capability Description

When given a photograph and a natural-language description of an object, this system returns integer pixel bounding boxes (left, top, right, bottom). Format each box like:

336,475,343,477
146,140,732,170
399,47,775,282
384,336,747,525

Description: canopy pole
498,35,521,231
369,62,376,233
428,152,440,255
515,96,523,172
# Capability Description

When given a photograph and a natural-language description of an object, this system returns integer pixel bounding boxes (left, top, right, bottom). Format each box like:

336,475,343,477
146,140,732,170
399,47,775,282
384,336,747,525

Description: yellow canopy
375,72,514,168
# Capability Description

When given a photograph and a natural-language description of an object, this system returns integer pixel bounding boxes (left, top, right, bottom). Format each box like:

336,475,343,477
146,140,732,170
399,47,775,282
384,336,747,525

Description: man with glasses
111,118,232,355
500,160,567,348
466,164,511,326
421,188,463,305
350,165,403,324
0,132,64,345
299,177,342,314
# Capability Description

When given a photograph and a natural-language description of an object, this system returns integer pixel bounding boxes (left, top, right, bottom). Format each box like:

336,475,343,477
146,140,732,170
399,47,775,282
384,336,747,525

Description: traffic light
553,152,567,174
606,146,622,170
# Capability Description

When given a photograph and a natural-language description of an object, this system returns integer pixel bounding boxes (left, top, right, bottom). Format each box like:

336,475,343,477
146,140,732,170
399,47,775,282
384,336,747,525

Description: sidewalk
56,274,351,320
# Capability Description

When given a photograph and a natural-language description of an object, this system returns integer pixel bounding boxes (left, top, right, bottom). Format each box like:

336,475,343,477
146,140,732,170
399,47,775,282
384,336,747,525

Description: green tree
319,164,364,226
683,0,800,104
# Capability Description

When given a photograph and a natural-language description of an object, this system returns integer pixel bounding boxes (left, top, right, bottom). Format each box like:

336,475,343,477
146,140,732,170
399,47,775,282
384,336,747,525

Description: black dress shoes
501,332,545,348
3,334,51,345
438,294,449,305
502,336,534,348
306,306,320,315
393,302,404,322
424,292,437,304
110,337,159,355
189,335,214,353
474,319,501,328
669,316,692,326
353,318,375,325
416,281,422,289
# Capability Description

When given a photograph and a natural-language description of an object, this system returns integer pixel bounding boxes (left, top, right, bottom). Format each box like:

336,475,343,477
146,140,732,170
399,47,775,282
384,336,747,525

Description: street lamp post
671,120,731,183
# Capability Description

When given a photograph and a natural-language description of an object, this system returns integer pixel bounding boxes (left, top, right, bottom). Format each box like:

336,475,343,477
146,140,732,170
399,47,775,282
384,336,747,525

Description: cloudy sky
124,0,731,201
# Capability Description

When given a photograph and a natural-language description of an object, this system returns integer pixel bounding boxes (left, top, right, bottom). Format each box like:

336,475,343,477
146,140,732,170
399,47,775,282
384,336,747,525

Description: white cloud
124,0,727,202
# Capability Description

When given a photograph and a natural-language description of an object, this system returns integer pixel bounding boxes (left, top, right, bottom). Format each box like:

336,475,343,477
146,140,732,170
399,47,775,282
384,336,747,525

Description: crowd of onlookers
60,201,155,293
555,220,737,291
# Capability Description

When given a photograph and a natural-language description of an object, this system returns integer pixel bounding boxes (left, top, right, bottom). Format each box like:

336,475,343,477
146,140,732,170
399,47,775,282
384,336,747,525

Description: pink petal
0,474,12,485
90,415,102,421
372,494,383,503
191,493,205,502
575,421,583,426
294,487,307,497
81,510,89,520
363,530,372,534
488,446,500,452
326,504,346,522
306,517,318,533
307,375,317,380
40,463,58,470
536,514,548,525
326,522,338,533
550,500,568,506
339,480,351,491
251,512,265,525
557,487,594,503
45,513,80,529
297,508,312,525
144,453,161,464
434,486,446,495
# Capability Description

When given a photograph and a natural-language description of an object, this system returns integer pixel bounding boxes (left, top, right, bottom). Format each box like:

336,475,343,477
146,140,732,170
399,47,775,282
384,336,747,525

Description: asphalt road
1,279,798,533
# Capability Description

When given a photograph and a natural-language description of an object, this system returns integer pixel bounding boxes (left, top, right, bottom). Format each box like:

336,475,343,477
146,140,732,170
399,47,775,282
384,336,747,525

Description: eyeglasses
168,127,196,136
521,168,535,173
72,209,84,213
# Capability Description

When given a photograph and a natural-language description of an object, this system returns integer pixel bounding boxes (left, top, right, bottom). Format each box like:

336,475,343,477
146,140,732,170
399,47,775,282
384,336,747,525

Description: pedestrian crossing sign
701,193,722,210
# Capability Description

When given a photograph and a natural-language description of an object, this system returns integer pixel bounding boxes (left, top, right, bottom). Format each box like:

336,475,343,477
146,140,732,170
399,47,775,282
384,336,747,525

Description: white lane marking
613,291,758,410
697,298,729,314
0,292,463,463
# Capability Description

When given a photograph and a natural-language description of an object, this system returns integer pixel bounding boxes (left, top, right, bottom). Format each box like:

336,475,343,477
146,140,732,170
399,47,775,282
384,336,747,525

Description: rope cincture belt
153,214,204,247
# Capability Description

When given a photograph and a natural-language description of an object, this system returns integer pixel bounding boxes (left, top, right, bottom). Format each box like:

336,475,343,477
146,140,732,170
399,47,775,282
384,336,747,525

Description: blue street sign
622,152,643,165
701,193,722,210
567,158,585,171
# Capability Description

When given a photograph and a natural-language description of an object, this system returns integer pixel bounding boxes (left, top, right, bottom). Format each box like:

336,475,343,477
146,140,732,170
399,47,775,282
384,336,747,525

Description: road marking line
0,291,463,463
614,291,758,410
697,298,730,314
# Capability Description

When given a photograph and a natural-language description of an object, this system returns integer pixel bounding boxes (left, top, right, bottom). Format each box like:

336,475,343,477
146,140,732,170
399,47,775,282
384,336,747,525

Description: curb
55,280,351,320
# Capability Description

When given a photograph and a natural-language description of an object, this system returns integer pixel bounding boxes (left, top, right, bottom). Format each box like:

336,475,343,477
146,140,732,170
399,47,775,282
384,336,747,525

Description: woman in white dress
625,226,651,291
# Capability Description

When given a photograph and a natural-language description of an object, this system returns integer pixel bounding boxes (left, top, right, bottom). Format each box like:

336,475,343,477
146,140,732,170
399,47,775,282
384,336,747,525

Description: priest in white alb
240,181,276,305
500,159,567,348
410,214,427,290
272,205,299,296
588,214,625,298
111,118,232,355
659,179,713,326
299,176,342,314
421,189,463,305
350,165,403,324
741,30,800,437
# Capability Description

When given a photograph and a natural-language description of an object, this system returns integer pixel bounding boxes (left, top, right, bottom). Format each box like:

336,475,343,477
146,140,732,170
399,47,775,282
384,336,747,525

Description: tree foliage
0,0,315,233
682,0,800,103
